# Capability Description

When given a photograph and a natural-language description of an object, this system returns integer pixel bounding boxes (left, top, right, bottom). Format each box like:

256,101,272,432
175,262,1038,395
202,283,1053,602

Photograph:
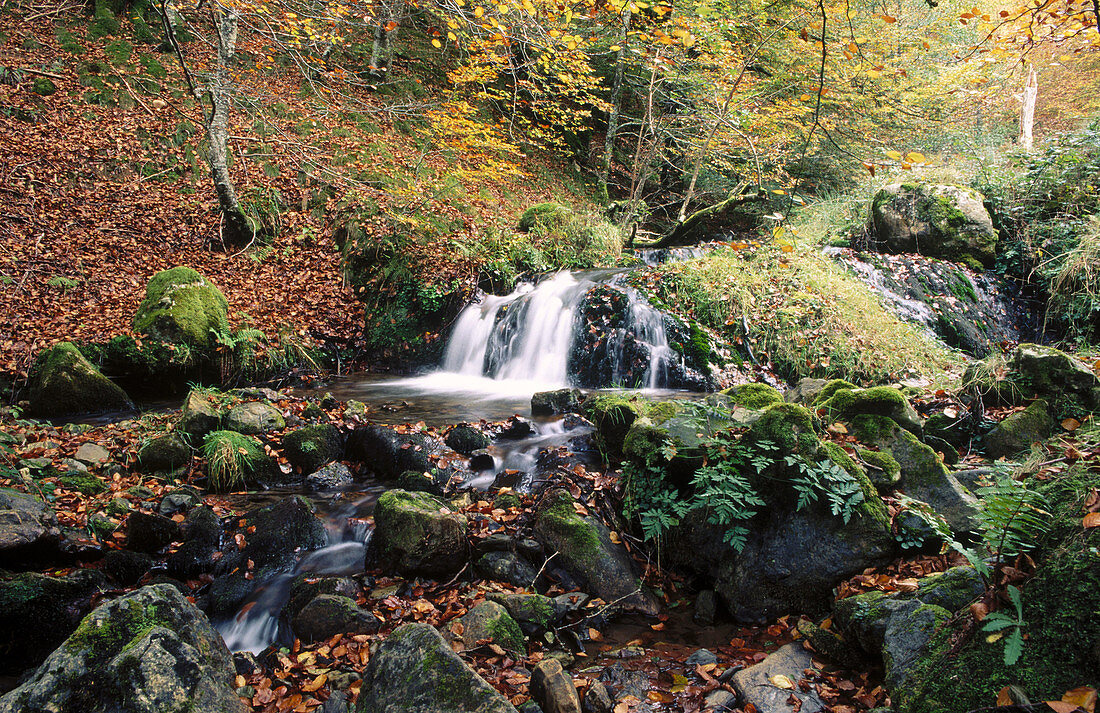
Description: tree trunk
1019,67,1037,152
598,9,630,201
207,3,252,247
654,186,761,247
369,2,398,79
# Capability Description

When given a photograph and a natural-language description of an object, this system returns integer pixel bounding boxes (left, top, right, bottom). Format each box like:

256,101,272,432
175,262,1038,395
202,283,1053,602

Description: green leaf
1003,628,1024,665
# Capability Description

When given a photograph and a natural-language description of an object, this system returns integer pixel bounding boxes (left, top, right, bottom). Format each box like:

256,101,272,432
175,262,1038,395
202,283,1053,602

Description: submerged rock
26,342,133,418
0,584,245,713
356,622,518,713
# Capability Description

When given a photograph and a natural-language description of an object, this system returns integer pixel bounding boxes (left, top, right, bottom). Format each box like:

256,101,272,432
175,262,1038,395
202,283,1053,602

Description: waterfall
440,270,680,389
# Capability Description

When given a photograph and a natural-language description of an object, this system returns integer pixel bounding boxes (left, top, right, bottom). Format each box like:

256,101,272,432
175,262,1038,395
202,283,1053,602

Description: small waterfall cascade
217,499,374,654
441,270,680,389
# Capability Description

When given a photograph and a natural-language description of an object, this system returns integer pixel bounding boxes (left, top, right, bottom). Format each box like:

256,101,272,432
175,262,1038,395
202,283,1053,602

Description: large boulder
869,183,997,268
532,489,658,616
209,496,327,616
346,425,449,480
457,601,525,653
0,569,107,675
964,343,1100,414
283,424,343,473
371,489,468,579
983,399,1053,460
224,401,285,435
817,385,923,436
26,342,133,418
731,642,826,713
0,488,62,568
0,584,245,713
133,266,230,352
356,622,518,713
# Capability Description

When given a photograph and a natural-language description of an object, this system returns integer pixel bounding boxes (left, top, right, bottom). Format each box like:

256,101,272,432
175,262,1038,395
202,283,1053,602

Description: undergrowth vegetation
641,242,961,385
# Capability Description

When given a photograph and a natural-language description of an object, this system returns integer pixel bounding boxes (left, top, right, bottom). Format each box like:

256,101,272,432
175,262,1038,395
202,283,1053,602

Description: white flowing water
440,270,677,390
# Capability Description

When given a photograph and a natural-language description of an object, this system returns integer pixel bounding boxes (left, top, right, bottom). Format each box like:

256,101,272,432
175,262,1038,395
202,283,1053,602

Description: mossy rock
458,601,525,653
372,489,468,578
27,342,133,418
856,448,902,490
819,386,923,435
444,424,491,455
59,472,108,495
133,266,229,352
32,77,56,96
722,383,783,409
589,395,646,457
517,202,573,232
533,488,657,615
821,441,891,529
178,388,224,439
138,432,191,473
282,424,342,473
983,399,1053,460
869,183,997,268
0,569,106,674
224,401,285,435
486,592,565,629
748,402,821,458
896,465,1100,712
811,379,859,407
963,343,1100,417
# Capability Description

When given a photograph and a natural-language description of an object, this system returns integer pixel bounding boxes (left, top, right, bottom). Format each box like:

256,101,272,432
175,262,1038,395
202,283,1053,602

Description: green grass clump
202,430,265,492
649,243,961,385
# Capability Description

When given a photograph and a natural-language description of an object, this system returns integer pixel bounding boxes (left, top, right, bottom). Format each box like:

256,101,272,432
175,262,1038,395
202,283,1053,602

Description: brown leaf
1084,513,1100,529
1063,687,1097,713
997,686,1015,707
1062,418,1081,432
1046,702,1079,713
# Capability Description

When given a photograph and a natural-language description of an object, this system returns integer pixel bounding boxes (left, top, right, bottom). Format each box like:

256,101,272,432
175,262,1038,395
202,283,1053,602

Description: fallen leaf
770,674,794,689
1062,418,1081,432
1063,687,1098,712
1046,702,1079,713
1084,513,1100,529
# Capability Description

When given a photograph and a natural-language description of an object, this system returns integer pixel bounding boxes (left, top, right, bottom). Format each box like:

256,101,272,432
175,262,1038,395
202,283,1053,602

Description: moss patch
723,383,783,409
133,267,229,352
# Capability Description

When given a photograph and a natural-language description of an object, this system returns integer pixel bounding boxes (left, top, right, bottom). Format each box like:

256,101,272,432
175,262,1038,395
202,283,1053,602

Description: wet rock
225,401,285,435
446,424,492,454
102,549,153,585
704,690,738,711
0,488,61,568
210,496,326,616
597,664,652,706
693,589,718,626
126,510,179,553
731,642,825,713
532,389,585,416
179,389,222,439
356,622,518,713
0,569,106,675
795,619,863,668
346,425,446,479
283,424,343,473
284,575,360,620
470,450,496,471
869,183,996,267
589,396,646,457
397,468,449,496
74,443,110,465
371,489,468,579
475,551,540,588
26,342,133,418
0,584,245,713
533,489,658,616
582,681,613,713
530,658,582,713
292,594,381,643
500,416,535,439
685,649,718,666
984,399,1053,460
459,601,526,653
166,505,222,579
306,462,354,490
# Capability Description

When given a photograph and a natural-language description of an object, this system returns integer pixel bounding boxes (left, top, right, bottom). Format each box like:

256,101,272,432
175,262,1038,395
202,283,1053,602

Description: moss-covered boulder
589,395,647,457
372,489,468,579
444,424,491,455
747,402,820,457
486,592,567,630
870,183,997,268
224,401,285,435
283,424,343,473
133,266,229,352
202,430,279,491
983,399,1053,460
851,415,977,532
0,569,106,675
895,465,1100,712
26,342,133,418
857,448,902,490
819,386,923,436
722,383,783,409
965,343,1100,419
59,472,107,495
356,623,518,713
457,601,525,653
533,489,658,616
531,388,585,416
137,432,191,473
518,202,573,232
0,584,245,713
